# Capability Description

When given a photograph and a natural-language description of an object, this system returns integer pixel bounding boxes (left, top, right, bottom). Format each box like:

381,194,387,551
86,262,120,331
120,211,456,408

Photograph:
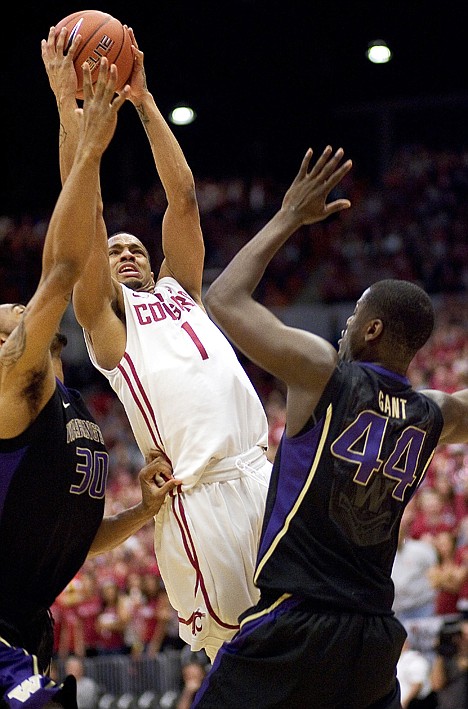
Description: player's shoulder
419,388,455,415
421,388,468,444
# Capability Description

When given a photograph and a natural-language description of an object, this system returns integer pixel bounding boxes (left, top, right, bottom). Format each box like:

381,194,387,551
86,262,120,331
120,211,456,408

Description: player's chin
118,275,143,290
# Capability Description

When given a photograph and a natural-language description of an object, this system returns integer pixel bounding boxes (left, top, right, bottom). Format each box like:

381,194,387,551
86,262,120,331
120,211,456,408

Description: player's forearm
43,149,101,278
57,96,81,185
87,503,154,557
133,91,195,201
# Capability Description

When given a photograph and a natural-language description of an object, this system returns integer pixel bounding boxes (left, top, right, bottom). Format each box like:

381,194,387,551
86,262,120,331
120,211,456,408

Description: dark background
2,1,468,215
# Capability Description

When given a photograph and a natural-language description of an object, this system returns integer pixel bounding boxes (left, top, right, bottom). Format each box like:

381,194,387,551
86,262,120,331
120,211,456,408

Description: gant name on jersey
378,390,407,418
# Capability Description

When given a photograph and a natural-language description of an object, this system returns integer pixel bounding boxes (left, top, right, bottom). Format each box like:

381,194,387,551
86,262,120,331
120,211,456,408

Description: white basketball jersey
84,278,268,488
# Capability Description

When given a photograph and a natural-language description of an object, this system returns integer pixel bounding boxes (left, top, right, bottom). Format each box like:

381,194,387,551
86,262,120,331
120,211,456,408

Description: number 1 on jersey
181,322,209,360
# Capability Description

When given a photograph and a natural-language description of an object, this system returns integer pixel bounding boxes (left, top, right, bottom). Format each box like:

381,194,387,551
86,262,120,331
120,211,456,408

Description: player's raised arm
42,23,123,344
0,59,126,435
124,27,205,303
205,147,352,392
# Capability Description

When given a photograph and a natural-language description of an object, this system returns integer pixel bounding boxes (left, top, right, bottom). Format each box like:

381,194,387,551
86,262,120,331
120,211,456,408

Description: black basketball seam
113,25,132,87
77,20,118,72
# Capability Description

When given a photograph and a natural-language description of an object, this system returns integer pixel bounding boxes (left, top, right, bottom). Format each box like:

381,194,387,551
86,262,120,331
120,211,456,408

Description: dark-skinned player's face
337,289,370,361
108,233,155,292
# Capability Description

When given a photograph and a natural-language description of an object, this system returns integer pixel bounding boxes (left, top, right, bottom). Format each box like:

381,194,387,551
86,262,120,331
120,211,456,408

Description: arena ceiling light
169,104,197,126
366,40,392,64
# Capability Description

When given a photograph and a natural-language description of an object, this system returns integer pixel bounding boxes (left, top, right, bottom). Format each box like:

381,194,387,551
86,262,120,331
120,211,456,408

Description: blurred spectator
122,571,146,656
396,635,437,708
392,506,438,624
427,530,468,616
159,647,210,709
410,487,458,543
453,530,468,617
430,617,468,709
136,574,176,657
430,465,458,524
64,656,102,709
76,569,103,657
95,580,130,655
53,575,86,659
449,445,468,524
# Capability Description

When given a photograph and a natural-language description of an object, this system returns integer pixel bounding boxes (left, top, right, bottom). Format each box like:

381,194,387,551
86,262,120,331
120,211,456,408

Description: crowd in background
1,140,468,707
1,142,467,311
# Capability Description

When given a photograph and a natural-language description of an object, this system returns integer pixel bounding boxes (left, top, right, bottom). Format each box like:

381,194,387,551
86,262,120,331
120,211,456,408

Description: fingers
324,197,352,217
160,478,183,494
145,448,159,463
145,448,170,464
54,26,68,53
140,455,173,481
307,145,333,178
324,157,353,193
296,148,314,180
87,58,117,101
81,62,94,102
126,26,138,48
82,58,128,110
50,26,82,58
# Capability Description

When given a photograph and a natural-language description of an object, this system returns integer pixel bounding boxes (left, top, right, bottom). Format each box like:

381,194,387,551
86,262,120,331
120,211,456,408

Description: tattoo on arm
135,103,150,130
59,121,68,149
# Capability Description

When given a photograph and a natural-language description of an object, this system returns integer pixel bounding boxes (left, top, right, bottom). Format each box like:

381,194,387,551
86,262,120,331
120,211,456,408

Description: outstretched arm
88,452,182,557
205,147,352,435
41,26,81,185
422,388,468,444
125,28,204,303
0,60,126,437
41,26,120,340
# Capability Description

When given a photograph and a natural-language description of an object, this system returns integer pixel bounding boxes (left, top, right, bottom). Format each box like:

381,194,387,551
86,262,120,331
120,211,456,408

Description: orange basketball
54,10,133,99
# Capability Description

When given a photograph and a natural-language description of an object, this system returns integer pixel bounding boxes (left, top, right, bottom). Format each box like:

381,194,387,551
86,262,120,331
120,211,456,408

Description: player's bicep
425,389,468,444
160,200,205,299
73,249,117,330
208,297,336,388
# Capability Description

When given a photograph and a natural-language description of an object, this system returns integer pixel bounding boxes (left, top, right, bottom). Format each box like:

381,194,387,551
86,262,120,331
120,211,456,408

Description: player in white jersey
42,26,271,661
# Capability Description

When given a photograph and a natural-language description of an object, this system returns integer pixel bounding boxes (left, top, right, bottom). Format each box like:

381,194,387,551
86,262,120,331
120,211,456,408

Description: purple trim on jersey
0,639,76,709
117,352,165,454
193,595,302,707
0,448,27,518
257,420,324,561
359,362,410,386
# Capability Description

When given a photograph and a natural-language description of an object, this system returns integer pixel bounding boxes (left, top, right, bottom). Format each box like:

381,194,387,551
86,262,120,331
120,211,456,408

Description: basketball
54,10,134,99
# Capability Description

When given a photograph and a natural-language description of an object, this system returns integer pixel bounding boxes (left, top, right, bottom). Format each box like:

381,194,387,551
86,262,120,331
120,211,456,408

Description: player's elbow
172,181,199,213
49,260,83,294
204,282,222,318
205,281,236,323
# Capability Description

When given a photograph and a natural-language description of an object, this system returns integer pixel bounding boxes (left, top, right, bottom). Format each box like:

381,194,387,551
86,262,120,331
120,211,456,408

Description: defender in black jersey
0,59,179,709
194,147,468,708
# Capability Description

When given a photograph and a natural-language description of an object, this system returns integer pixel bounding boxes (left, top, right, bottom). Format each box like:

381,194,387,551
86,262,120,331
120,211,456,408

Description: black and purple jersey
254,360,444,614
0,379,108,627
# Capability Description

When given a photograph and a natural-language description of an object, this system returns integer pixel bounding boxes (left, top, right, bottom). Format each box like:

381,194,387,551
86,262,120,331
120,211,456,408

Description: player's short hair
365,279,434,357
108,232,151,261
